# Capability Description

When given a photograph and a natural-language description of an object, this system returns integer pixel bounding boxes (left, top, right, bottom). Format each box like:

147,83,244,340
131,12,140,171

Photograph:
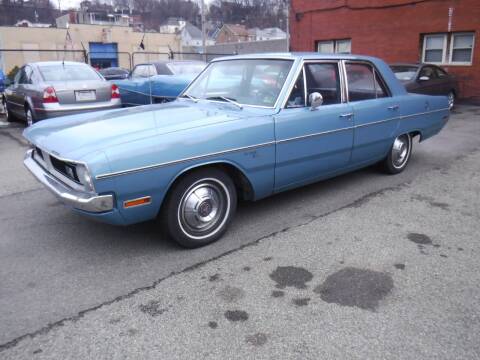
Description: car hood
23,100,271,160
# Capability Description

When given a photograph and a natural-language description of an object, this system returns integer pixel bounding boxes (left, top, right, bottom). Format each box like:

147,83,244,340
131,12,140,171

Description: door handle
388,105,400,111
339,113,353,118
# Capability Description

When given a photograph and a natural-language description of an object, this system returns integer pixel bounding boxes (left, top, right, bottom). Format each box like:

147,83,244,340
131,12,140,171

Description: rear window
39,64,101,81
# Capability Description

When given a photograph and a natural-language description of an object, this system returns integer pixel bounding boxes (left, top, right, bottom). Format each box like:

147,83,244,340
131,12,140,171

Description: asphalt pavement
0,105,479,359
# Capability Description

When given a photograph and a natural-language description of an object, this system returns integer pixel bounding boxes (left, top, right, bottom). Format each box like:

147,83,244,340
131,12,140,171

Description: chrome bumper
24,149,114,213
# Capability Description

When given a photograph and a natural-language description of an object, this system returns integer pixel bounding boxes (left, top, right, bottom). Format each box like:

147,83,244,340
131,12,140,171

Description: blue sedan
113,60,205,106
23,53,450,248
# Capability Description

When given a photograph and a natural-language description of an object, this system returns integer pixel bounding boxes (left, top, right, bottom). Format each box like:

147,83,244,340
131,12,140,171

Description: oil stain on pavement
139,300,168,317
407,233,432,245
217,286,245,303
314,267,394,311
292,298,310,306
269,266,313,289
245,333,268,346
224,310,249,322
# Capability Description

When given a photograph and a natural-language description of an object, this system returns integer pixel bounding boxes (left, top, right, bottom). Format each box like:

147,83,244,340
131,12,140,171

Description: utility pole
201,0,207,61
286,0,290,51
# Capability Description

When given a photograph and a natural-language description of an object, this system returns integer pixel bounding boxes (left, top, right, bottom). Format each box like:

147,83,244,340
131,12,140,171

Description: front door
274,61,354,191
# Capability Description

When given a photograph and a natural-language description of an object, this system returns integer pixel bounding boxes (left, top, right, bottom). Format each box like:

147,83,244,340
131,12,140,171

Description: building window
450,33,475,64
422,32,475,65
317,39,351,54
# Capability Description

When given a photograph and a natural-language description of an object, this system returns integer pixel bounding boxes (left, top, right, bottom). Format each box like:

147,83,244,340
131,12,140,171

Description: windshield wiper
181,94,199,103
206,96,243,109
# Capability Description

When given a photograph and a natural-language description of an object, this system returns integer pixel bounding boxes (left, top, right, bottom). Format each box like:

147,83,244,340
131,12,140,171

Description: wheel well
409,130,422,141
168,163,255,202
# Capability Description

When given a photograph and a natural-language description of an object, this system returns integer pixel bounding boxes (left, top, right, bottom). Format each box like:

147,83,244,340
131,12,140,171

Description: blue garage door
89,42,118,69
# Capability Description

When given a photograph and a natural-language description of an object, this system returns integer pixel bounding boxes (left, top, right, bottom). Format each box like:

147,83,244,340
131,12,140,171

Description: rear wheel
25,106,35,127
163,168,237,248
383,134,412,174
447,91,455,109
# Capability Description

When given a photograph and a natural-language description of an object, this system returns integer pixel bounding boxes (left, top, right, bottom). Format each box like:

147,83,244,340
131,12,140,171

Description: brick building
290,0,479,102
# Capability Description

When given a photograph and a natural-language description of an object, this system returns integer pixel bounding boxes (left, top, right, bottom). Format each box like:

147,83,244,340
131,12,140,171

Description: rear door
274,60,354,191
345,61,401,164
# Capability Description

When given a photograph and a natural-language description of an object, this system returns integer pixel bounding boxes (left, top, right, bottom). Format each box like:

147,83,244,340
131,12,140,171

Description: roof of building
183,22,202,39
222,24,252,37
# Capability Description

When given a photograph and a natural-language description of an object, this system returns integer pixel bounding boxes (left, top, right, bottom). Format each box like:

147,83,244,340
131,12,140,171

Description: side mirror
309,92,323,111
419,76,430,81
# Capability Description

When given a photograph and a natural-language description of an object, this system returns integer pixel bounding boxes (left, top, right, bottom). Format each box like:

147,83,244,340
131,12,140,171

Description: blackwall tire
163,168,237,248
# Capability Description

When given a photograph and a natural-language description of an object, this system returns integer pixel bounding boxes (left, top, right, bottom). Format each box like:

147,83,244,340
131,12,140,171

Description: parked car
2,61,121,126
390,63,458,109
113,60,205,106
99,67,130,81
23,53,450,248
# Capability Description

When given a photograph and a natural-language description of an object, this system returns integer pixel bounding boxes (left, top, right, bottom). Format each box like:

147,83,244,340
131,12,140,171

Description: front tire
383,134,412,174
163,168,237,248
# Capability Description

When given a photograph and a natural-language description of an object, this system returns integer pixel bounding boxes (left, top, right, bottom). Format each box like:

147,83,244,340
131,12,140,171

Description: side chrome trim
95,107,450,180
276,126,354,144
96,141,276,180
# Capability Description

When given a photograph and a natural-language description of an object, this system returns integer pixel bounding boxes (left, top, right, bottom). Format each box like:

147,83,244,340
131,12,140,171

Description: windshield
166,62,205,76
390,65,418,81
39,64,101,81
184,59,293,107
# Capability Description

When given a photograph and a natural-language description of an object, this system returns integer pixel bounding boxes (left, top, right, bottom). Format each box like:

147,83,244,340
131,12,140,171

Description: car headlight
76,164,94,192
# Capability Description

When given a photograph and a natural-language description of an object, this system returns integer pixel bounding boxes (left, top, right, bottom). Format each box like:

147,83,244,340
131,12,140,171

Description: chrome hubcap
26,109,33,127
392,135,410,168
179,180,229,238
448,92,454,109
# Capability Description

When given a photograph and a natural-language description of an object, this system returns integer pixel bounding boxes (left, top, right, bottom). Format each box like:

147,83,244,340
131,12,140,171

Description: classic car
113,60,205,106
2,61,121,126
23,53,450,248
390,63,459,109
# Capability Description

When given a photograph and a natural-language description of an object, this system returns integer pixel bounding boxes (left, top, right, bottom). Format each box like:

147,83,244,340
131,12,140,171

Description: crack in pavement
0,182,410,352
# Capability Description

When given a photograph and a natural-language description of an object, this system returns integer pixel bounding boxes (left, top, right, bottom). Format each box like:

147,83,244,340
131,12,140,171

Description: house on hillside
181,22,214,47
215,24,256,43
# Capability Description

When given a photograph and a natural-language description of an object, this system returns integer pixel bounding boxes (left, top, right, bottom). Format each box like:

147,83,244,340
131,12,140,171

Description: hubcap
26,109,33,127
178,179,229,239
392,135,410,169
448,92,454,109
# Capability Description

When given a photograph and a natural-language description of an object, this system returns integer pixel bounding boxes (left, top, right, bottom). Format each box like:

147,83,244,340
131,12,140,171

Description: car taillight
111,84,120,99
42,86,58,103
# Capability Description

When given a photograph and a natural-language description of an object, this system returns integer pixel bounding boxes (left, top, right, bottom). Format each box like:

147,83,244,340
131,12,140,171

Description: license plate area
75,90,96,102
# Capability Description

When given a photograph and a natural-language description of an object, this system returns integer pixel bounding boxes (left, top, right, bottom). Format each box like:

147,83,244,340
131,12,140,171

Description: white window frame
422,34,447,64
317,39,351,54
449,32,475,65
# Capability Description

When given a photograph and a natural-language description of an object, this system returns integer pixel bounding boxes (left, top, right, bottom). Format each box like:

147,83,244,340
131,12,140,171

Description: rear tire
25,106,35,127
162,168,237,248
383,134,412,174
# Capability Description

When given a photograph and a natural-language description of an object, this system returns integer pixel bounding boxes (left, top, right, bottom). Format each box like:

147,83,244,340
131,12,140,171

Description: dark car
390,63,458,109
99,67,130,81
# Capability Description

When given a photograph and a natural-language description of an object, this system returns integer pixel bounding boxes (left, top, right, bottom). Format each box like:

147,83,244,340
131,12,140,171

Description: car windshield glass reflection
184,59,293,107
390,66,418,81
166,63,205,76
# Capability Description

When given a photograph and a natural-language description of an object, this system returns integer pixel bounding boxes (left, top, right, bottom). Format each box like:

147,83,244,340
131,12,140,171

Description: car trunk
45,80,112,105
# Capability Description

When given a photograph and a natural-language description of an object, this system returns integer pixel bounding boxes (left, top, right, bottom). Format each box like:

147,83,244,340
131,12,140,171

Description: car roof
135,60,205,66
212,52,384,63
28,61,89,67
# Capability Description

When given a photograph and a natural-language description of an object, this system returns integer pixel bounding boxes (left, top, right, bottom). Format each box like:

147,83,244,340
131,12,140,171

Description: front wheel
163,168,237,248
383,134,412,174
447,91,455,109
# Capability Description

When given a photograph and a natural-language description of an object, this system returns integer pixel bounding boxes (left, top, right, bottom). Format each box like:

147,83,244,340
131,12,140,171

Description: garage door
89,42,118,69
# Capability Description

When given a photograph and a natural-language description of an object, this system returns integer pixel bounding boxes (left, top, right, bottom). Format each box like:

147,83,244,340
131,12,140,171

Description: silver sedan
2,61,121,126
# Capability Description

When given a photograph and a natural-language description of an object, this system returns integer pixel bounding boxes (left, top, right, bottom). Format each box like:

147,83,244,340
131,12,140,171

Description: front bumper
24,149,114,213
